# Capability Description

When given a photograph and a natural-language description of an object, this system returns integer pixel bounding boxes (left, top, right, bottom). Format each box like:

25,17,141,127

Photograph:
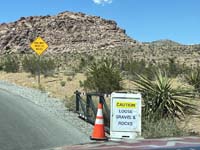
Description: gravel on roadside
0,80,93,137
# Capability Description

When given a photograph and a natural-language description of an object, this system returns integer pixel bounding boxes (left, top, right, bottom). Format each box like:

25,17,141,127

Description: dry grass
0,71,86,99
0,71,200,134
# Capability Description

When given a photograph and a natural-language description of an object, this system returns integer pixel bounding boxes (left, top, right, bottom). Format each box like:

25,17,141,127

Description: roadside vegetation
185,68,200,94
135,70,198,138
0,53,200,137
1,55,20,73
22,55,56,77
81,59,122,93
135,70,196,120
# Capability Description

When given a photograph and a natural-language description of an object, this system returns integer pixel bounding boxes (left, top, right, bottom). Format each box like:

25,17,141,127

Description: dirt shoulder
0,71,86,99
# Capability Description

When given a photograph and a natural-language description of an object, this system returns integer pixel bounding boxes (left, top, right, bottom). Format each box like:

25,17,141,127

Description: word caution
116,101,136,108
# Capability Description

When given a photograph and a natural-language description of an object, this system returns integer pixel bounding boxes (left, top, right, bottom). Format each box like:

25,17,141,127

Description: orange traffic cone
90,103,107,140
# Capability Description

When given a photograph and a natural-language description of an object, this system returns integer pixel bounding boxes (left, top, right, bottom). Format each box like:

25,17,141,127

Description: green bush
83,59,122,93
185,68,200,94
166,58,181,77
2,55,20,73
60,80,66,87
121,59,155,80
79,80,84,87
22,55,56,76
135,70,196,120
78,55,95,71
121,58,187,80
40,58,56,77
159,58,186,78
22,55,37,75
67,77,73,81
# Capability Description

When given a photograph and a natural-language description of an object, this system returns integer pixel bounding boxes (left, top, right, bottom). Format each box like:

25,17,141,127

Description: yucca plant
135,70,196,120
185,68,200,94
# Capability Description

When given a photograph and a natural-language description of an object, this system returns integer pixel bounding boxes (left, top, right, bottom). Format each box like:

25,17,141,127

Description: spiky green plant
135,70,196,120
185,68,200,94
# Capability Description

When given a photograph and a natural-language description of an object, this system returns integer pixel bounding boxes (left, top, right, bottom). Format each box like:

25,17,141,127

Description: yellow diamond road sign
30,37,48,56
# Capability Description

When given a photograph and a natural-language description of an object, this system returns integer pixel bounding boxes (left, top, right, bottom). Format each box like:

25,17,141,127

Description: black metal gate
74,90,110,133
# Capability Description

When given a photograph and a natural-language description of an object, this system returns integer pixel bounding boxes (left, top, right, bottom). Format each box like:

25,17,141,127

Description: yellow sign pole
38,55,41,84
30,37,48,85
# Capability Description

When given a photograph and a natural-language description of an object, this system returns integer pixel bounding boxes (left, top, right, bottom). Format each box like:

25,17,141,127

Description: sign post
110,92,141,140
37,56,41,84
30,37,48,84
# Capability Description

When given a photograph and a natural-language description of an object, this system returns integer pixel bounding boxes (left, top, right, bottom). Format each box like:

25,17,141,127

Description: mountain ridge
0,11,138,54
0,11,200,65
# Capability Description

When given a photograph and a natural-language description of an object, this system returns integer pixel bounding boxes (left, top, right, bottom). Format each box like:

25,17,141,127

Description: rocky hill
0,11,137,54
144,39,181,46
0,11,200,65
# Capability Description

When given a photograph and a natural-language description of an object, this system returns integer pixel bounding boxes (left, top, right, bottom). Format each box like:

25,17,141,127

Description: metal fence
74,90,110,133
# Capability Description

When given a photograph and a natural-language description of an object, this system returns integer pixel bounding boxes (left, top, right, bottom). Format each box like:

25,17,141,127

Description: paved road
0,89,90,150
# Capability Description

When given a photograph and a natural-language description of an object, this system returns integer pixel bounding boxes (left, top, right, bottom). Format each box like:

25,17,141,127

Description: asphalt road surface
0,89,90,150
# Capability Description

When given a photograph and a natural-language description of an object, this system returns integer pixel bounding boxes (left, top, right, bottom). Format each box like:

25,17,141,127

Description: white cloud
93,0,112,5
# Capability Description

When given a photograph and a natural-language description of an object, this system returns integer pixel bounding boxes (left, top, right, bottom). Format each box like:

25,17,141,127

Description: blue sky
0,0,199,45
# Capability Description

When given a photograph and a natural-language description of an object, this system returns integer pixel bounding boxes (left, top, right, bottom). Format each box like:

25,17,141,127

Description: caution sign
113,99,138,131
110,93,141,138
30,37,48,56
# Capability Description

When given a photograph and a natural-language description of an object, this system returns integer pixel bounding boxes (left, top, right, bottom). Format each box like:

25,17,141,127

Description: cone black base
90,136,108,141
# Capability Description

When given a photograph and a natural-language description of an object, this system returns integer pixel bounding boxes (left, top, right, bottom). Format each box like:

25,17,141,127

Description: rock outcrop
0,11,138,54
0,11,200,65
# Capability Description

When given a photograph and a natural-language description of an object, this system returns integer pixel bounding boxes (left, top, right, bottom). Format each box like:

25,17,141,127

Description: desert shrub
79,80,84,87
135,70,196,120
67,77,73,81
2,55,20,73
167,58,180,77
121,58,188,80
185,68,200,94
78,55,95,72
22,55,38,75
122,59,155,80
122,59,145,74
142,118,189,138
60,80,66,87
40,58,56,77
159,58,185,78
83,59,122,93
22,55,56,76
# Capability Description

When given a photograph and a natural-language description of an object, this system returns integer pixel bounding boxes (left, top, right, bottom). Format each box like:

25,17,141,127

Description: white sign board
110,92,141,140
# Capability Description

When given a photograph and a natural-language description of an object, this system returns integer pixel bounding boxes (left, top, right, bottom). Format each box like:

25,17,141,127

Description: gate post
74,90,81,112
86,94,91,118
